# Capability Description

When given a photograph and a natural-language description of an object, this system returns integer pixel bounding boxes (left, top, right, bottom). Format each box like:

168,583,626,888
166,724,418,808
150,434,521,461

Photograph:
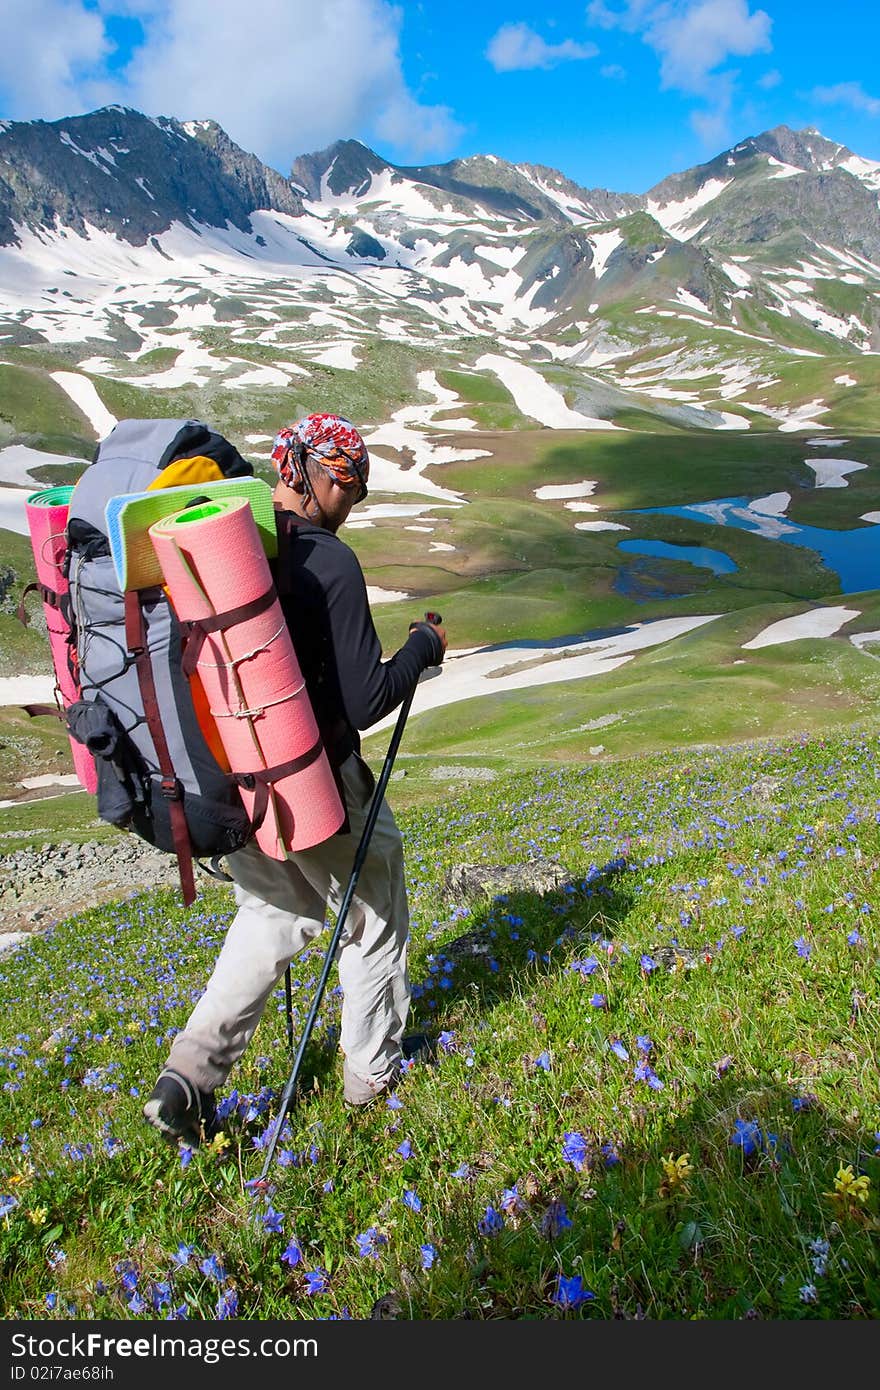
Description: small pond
629,497,879,594
616,538,738,575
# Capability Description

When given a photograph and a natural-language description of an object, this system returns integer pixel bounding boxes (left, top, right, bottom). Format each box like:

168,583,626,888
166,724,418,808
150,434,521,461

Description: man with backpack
143,413,447,1143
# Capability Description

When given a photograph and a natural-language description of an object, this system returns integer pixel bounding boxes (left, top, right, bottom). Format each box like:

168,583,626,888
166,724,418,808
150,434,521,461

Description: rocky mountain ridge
0,108,878,439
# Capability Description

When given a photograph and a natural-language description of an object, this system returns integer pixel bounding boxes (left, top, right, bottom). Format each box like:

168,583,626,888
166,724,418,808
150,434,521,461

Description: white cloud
810,81,880,117
601,63,627,80
486,23,599,72
649,0,771,94
0,0,464,167
0,0,110,118
588,0,772,96
758,68,781,89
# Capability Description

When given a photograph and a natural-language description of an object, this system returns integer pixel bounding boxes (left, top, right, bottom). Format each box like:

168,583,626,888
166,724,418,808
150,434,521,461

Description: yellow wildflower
207,1130,230,1156
27,1206,48,1227
825,1163,870,1207
660,1152,693,1193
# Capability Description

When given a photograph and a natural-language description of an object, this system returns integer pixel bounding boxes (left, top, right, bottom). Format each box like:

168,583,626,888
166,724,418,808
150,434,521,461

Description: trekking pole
254,612,443,1185
283,967,294,1054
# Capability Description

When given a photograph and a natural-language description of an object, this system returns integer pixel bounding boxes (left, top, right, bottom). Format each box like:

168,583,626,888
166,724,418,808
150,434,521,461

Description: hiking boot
402,1032,436,1064
343,1034,435,1108
142,1069,216,1145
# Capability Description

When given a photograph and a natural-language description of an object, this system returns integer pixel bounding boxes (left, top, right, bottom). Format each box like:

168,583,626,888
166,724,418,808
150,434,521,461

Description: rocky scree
0,835,186,938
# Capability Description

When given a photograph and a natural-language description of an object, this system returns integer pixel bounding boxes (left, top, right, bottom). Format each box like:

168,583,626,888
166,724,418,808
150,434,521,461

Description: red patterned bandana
271,413,369,501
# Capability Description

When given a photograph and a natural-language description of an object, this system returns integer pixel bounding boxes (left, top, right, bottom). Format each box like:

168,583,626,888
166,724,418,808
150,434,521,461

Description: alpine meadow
0,101,878,1323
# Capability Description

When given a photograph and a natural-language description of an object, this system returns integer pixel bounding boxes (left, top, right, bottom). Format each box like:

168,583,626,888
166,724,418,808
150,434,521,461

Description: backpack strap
234,738,326,832
18,580,60,626
179,587,277,679
123,591,197,907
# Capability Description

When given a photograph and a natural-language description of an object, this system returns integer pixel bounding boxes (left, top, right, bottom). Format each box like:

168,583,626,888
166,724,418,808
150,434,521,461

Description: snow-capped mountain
1,107,879,447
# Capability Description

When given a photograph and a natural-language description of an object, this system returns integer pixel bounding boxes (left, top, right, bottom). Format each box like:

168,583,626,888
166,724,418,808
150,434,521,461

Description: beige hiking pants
164,752,411,1092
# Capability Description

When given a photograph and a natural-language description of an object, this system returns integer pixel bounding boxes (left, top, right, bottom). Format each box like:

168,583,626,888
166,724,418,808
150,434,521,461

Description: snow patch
676,288,709,313
742,606,859,650
49,372,117,439
475,354,620,430
647,179,730,238
534,480,598,500
805,457,868,488
366,587,409,604
590,230,623,279
369,615,721,731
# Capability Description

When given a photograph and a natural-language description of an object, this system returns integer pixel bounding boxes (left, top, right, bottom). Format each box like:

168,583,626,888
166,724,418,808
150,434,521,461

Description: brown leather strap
124,591,196,907
17,581,63,627
234,737,325,834
23,702,64,720
180,587,277,678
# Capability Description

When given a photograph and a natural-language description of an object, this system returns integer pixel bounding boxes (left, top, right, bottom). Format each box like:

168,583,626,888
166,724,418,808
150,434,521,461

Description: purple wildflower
478,1206,504,1236
420,1243,438,1270
571,956,599,976
541,1200,573,1239
791,1094,818,1113
551,1274,595,1309
355,1227,388,1259
217,1288,238,1319
171,1243,194,1267
281,1240,303,1269
794,936,812,959
402,1189,422,1212
609,1038,630,1062
150,1281,172,1311
500,1183,525,1216
395,1139,413,1159
730,1119,762,1156
589,993,607,1008
634,1059,664,1090
303,1270,328,1295
116,1263,138,1294
534,1051,552,1072
562,1132,589,1172
261,1206,284,1235
199,1254,227,1284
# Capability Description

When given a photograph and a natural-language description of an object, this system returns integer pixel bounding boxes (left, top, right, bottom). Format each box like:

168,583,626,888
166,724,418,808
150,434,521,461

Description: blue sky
1,1,879,192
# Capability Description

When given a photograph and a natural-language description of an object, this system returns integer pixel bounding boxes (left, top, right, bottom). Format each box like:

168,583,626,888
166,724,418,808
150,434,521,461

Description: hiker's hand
428,620,447,658
410,614,447,660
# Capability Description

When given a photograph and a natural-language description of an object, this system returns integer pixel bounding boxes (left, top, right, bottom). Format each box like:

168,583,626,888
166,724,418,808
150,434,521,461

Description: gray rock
445,858,567,900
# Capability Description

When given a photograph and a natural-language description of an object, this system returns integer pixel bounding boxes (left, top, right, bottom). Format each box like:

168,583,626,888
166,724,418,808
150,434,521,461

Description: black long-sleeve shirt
272,509,443,769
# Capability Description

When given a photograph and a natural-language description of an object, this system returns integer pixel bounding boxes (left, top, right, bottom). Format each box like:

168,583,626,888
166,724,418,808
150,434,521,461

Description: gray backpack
65,418,262,903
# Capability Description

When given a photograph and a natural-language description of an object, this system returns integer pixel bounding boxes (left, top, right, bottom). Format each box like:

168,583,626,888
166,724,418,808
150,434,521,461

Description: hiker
143,413,447,1143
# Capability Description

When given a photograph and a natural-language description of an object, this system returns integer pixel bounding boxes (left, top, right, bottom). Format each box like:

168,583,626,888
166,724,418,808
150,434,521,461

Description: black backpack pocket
66,696,147,828
134,777,253,860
